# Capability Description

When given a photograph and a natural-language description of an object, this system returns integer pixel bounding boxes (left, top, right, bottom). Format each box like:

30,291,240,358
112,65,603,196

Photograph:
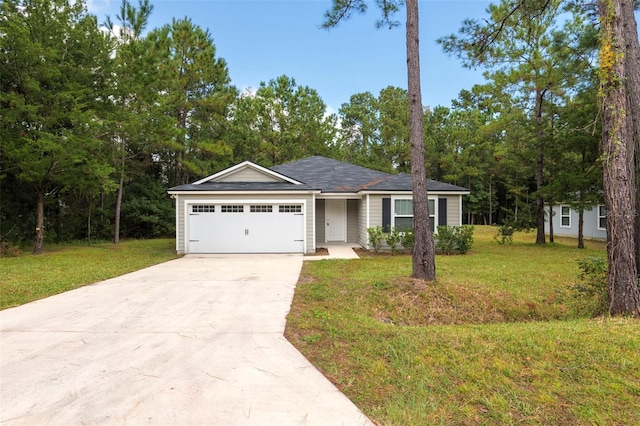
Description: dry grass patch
376,277,522,325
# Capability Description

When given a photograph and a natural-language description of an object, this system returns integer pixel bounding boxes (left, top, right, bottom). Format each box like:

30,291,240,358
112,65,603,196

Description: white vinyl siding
366,195,385,249
368,195,384,229
358,196,369,248
444,195,462,226
544,205,607,241
216,168,281,182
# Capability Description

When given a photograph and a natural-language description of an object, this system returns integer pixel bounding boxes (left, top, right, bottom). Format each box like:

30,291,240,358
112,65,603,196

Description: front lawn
0,239,179,309
285,226,640,425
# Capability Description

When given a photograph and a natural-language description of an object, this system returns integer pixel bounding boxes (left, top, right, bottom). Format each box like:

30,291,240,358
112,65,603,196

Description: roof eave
317,192,362,198
359,190,470,195
167,189,321,195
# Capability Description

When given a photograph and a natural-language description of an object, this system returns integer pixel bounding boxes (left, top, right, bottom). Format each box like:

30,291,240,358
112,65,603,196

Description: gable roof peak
193,160,302,185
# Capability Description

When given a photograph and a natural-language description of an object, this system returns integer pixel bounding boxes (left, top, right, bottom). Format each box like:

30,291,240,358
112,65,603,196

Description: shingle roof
271,156,469,193
270,156,391,193
168,156,469,194
365,172,469,192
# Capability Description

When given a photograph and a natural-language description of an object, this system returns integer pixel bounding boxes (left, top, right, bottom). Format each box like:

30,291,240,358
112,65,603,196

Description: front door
325,199,346,242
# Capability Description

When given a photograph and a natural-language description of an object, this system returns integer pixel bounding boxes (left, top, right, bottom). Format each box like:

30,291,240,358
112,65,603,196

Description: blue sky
88,0,493,113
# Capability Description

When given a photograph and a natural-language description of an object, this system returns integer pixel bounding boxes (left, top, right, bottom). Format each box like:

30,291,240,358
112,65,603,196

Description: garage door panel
189,205,249,253
188,203,304,254
189,211,229,253
250,209,304,253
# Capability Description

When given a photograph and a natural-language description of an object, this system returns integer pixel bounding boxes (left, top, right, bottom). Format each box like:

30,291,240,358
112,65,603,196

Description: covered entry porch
314,198,361,245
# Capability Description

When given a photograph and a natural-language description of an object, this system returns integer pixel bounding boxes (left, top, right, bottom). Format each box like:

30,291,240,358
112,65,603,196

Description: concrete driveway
0,255,373,425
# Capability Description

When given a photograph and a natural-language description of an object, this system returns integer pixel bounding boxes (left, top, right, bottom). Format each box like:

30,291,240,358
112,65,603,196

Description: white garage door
188,203,304,253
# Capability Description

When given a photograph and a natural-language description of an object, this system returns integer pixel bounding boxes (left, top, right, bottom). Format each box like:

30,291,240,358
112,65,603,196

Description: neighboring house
167,156,470,254
545,204,607,241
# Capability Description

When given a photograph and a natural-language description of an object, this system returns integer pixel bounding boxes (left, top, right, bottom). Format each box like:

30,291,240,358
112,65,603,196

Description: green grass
1,239,179,309
285,226,640,425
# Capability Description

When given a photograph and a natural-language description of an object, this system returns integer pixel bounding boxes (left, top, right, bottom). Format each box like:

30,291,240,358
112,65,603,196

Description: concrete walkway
0,255,373,425
304,244,361,261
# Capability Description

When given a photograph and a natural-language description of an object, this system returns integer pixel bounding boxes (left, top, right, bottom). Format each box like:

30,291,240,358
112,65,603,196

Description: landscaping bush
493,224,514,244
400,229,414,251
568,256,609,317
367,226,385,253
385,228,402,255
435,225,475,254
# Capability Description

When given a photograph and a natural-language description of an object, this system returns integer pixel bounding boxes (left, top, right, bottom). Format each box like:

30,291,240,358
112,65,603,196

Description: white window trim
597,204,606,231
560,205,571,228
428,197,437,232
390,196,438,231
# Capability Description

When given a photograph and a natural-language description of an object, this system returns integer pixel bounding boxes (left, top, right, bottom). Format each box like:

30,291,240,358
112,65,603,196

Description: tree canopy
1,0,113,252
2,0,638,317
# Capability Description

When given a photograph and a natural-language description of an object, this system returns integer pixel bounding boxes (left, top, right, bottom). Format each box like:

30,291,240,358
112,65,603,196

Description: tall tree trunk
535,88,546,245
407,0,435,281
33,189,45,254
114,132,127,245
636,126,640,276
636,136,640,276
489,174,493,225
578,208,584,249
621,0,640,275
599,0,640,316
87,192,92,246
114,172,124,245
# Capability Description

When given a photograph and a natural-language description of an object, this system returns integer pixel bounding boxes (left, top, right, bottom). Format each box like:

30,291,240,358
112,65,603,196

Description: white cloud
324,105,336,117
85,0,112,14
240,86,257,99
324,105,342,127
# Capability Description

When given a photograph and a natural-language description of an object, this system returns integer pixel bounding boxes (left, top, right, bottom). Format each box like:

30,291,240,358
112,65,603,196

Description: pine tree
0,0,113,253
323,0,436,280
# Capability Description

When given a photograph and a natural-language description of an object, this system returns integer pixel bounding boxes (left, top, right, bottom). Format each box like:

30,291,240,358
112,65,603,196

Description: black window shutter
438,197,447,226
382,198,391,232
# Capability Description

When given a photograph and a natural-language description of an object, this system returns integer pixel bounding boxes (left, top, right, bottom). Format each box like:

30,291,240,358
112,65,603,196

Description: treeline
0,0,604,252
